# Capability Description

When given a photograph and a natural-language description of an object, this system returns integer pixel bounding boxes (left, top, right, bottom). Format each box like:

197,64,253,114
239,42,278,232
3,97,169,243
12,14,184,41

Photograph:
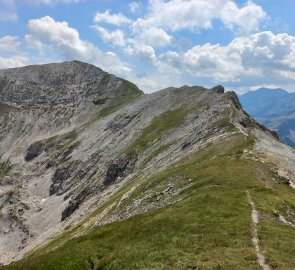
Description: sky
0,0,295,93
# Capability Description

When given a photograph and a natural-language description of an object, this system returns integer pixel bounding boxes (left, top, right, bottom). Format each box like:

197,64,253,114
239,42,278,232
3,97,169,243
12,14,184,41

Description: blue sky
0,0,295,93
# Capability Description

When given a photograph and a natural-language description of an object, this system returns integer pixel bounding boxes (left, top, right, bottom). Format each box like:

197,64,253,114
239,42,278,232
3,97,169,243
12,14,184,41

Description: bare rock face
0,60,291,266
24,143,44,162
104,156,134,186
61,200,80,222
211,85,225,94
50,167,71,195
0,61,108,105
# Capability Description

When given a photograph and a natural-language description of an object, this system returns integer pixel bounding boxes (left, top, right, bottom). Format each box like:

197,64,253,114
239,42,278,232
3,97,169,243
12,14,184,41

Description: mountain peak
0,61,142,107
241,87,289,98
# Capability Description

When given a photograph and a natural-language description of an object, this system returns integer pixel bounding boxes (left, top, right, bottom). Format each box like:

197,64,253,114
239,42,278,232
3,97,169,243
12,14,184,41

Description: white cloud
0,55,28,69
0,36,20,51
134,0,219,32
154,31,295,90
229,31,295,71
93,26,126,47
92,0,266,61
125,45,156,63
159,51,181,68
94,10,132,26
25,16,131,76
0,35,28,69
93,10,172,51
132,27,173,47
129,1,140,13
220,0,267,35
105,51,117,57
25,16,94,59
119,0,267,64
182,43,245,82
133,0,266,35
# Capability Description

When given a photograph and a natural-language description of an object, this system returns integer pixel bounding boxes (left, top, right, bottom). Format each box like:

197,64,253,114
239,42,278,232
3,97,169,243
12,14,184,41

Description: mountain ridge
1,61,295,269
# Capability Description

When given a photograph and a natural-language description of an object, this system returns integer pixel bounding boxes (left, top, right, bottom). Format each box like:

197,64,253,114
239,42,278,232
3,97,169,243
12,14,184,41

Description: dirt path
228,105,248,137
247,191,272,270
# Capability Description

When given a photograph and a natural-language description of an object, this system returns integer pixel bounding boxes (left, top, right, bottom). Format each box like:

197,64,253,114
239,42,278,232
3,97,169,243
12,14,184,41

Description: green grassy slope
4,132,295,270
98,80,143,118
125,108,193,157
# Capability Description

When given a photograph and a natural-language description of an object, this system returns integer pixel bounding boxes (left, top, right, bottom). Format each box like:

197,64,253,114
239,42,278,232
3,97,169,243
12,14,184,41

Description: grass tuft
125,108,191,157
0,160,12,182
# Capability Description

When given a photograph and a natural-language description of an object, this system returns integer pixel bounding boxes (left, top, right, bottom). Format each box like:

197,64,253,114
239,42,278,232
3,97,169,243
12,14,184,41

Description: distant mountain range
240,88,295,147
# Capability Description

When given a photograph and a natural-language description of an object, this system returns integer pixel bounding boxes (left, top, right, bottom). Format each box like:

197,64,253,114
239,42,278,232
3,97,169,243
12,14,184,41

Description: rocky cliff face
1,61,295,269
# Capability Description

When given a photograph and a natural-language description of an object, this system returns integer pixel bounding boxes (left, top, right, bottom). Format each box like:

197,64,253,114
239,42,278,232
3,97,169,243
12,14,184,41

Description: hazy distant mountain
240,88,295,147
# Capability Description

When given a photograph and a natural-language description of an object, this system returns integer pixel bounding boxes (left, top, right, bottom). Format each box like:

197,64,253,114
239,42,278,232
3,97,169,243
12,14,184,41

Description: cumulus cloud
0,36,20,51
133,0,266,34
182,43,246,82
220,0,267,35
93,26,126,47
132,27,173,47
155,31,295,90
92,0,266,65
0,35,28,69
0,55,28,69
25,16,131,76
94,10,132,26
125,44,156,63
110,0,266,64
25,16,95,58
124,30,295,92
129,1,140,13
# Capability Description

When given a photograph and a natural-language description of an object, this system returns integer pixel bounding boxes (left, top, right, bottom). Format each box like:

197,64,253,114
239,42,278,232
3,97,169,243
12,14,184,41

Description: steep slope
0,60,143,157
240,88,295,147
1,62,295,269
0,61,144,264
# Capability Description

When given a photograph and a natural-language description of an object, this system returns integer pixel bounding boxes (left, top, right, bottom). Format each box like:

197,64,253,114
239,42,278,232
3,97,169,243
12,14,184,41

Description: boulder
103,156,134,186
49,167,70,195
211,85,225,94
25,143,44,162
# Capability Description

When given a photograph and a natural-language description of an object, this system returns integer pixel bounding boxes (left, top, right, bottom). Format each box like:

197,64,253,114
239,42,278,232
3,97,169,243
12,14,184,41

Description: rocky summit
1,61,295,269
